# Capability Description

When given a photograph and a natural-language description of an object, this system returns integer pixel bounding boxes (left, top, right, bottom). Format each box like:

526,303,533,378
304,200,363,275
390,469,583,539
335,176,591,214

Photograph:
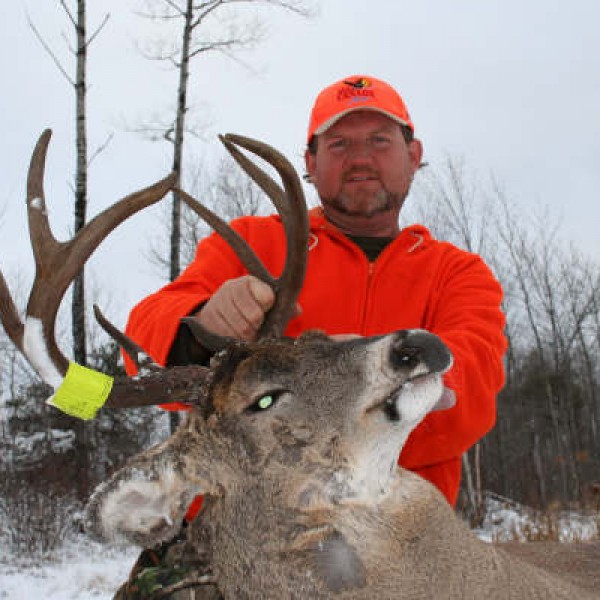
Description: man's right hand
193,275,276,342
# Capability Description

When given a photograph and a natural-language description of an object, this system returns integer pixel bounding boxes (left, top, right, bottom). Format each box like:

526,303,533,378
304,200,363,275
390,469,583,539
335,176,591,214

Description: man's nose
345,139,376,162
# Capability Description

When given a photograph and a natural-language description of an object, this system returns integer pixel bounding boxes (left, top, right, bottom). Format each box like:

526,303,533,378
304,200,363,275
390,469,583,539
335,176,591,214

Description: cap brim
313,106,411,137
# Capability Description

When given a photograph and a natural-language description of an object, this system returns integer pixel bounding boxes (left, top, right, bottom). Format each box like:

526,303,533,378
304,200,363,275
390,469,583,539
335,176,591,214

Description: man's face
305,111,423,236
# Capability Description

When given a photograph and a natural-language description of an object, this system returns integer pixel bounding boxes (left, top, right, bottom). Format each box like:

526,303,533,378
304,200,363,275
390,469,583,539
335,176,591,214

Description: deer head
85,330,453,550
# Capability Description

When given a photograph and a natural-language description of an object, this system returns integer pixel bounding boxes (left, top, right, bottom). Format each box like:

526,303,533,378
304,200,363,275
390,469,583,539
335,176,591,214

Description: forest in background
1,0,599,556
411,160,600,521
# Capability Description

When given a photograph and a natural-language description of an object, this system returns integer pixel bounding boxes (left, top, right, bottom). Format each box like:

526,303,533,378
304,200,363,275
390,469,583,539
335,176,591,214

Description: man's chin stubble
322,190,405,218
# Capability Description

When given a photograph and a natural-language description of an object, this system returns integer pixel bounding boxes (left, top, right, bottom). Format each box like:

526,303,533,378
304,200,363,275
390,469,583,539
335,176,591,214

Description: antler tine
3,129,175,390
91,304,213,410
174,186,277,352
217,134,291,220
66,174,178,281
176,134,308,346
176,187,275,286
220,134,309,339
0,271,24,352
93,305,162,374
27,129,57,268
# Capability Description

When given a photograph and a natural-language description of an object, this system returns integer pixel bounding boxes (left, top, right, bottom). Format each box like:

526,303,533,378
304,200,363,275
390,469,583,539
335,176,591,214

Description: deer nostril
390,330,453,374
390,343,421,371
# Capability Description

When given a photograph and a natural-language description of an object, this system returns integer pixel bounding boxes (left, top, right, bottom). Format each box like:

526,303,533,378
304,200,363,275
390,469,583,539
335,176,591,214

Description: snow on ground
1,495,598,599
0,535,138,600
474,493,599,543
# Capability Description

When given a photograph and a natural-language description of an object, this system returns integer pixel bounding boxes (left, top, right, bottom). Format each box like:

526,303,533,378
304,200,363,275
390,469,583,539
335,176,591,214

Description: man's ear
407,138,424,173
305,148,317,183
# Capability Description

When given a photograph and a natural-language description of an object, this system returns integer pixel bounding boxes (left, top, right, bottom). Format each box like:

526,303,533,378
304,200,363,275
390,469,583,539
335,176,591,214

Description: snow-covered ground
0,536,138,599
474,493,599,543
1,495,598,599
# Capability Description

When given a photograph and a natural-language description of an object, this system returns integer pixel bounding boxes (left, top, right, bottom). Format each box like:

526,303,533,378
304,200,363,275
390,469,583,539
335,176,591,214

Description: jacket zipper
360,261,376,335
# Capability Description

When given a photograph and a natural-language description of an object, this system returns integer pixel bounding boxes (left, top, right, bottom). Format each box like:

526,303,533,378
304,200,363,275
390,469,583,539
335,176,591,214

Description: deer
1,130,599,599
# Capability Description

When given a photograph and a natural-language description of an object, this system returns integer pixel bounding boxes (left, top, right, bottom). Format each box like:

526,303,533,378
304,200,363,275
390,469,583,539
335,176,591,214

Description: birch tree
29,1,110,366
28,1,111,501
136,0,315,282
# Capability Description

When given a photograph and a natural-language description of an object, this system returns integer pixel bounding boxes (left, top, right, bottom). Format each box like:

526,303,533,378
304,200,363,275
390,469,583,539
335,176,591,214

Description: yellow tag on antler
47,362,114,420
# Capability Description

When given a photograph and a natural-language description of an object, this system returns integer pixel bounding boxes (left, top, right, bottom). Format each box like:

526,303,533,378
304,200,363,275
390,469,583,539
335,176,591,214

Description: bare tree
411,156,600,512
27,2,112,501
411,156,494,256
410,157,499,522
134,0,315,282
29,1,110,366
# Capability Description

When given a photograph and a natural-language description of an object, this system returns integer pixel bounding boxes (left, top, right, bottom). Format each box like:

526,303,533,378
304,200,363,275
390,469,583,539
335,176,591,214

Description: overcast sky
1,0,599,330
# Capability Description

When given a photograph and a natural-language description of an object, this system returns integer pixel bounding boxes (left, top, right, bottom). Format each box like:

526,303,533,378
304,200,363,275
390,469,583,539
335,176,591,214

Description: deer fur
85,331,600,599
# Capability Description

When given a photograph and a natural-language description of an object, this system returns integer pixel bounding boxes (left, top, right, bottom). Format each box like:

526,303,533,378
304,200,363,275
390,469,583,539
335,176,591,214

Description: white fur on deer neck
342,337,445,500
23,316,63,389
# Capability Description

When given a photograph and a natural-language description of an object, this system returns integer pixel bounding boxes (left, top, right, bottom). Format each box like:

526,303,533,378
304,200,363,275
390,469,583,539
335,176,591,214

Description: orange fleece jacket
125,208,506,510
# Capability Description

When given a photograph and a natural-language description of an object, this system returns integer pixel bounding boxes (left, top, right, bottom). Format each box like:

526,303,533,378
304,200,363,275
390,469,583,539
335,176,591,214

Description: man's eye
328,139,348,153
371,136,391,148
246,391,283,413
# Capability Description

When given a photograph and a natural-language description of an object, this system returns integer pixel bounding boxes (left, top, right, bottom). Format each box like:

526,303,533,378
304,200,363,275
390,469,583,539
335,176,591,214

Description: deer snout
390,330,453,377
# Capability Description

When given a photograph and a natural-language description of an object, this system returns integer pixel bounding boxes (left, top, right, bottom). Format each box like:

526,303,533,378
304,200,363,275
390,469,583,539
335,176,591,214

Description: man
124,75,506,512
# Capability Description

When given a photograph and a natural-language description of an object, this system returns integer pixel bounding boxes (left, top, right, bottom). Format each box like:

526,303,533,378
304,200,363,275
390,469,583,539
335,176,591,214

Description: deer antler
175,133,309,350
0,129,310,414
0,129,214,410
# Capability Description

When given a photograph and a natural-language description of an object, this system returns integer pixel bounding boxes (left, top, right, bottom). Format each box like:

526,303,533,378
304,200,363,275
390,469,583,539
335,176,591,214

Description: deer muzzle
366,330,453,422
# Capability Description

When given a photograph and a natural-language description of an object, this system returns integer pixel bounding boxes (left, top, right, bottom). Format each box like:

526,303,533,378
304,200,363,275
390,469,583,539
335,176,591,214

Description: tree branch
86,13,111,49
162,0,187,16
61,30,76,55
218,46,262,75
264,0,315,17
137,40,181,63
218,0,315,18
58,0,77,28
164,126,176,144
191,0,225,29
135,9,182,21
27,14,75,87
188,38,243,59
88,132,114,167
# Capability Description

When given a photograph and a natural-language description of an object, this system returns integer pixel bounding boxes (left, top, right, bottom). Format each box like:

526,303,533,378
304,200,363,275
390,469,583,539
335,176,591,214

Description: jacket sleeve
400,248,507,469
123,222,248,375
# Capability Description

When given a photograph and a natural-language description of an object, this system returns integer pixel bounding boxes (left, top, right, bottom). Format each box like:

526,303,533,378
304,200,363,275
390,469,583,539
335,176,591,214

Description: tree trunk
72,0,90,502
167,0,194,431
73,0,88,368
169,0,193,282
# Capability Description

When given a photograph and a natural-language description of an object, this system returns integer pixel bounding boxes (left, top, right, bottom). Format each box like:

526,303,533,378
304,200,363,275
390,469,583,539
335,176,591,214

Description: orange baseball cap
307,75,414,144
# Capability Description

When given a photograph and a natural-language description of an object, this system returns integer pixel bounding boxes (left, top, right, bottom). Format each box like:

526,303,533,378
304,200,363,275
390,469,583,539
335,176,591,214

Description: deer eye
246,391,284,413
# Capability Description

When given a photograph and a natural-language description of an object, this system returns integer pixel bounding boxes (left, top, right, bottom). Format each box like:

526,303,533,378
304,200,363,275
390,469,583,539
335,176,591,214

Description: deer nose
389,330,452,374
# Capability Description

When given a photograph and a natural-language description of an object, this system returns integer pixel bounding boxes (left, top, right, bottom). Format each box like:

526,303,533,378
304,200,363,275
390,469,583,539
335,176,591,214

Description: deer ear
84,429,217,548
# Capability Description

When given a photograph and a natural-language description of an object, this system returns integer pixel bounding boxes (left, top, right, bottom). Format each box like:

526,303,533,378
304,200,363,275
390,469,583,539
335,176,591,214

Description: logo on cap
343,77,371,89
337,78,375,102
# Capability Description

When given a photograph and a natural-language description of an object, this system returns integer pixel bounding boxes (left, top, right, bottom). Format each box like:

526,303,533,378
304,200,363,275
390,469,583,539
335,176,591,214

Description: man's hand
193,275,276,341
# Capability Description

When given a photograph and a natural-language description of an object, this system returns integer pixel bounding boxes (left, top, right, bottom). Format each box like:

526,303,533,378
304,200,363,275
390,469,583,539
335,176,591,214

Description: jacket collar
307,206,433,252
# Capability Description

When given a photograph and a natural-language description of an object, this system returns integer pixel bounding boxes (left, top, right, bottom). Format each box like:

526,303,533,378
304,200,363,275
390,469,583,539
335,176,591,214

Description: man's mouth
345,173,379,183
